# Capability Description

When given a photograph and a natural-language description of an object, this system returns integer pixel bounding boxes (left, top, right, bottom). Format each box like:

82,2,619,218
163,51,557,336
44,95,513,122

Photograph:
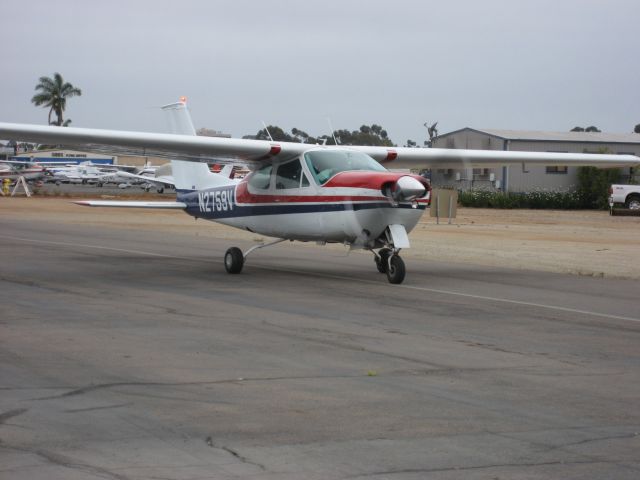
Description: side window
301,172,310,187
248,164,272,190
275,160,303,190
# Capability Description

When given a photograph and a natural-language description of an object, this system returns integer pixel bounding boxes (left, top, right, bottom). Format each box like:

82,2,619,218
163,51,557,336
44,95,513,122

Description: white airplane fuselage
0,164,45,181
178,168,430,246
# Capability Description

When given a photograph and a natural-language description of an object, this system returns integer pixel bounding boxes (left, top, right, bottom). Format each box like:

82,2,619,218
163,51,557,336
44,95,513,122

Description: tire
224,247,244,274
626,195,640,210
375,248,391,273
386,255,406,284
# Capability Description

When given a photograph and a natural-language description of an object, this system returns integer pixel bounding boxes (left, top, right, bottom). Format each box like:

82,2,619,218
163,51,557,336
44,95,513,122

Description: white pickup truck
609,184,640,210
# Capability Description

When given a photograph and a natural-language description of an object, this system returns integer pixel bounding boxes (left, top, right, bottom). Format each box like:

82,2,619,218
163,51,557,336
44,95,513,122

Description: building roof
437,128,640,144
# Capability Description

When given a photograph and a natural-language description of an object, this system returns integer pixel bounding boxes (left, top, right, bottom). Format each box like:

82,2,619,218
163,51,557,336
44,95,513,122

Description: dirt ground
2,196,639,279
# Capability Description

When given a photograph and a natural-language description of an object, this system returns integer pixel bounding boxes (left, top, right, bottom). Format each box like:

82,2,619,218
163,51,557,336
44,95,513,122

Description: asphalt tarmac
1,215,639,479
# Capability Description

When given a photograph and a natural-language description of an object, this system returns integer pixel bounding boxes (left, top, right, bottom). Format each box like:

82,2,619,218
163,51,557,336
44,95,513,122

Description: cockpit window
248,164,272,190
275,159,303,190
304,150,387,185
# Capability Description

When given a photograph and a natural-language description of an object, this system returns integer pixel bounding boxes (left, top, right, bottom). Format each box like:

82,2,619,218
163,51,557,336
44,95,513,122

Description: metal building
431,128,640,191
11,149,116,165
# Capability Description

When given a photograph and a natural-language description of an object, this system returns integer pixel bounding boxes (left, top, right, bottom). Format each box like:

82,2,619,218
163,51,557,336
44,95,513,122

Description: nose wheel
373,248,406,284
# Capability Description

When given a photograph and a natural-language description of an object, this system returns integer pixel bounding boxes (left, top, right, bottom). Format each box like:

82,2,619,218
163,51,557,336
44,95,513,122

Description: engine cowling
385,175,427,202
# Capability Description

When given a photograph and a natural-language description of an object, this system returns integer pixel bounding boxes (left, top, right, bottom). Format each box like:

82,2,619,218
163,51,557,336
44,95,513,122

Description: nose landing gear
373,247,406,284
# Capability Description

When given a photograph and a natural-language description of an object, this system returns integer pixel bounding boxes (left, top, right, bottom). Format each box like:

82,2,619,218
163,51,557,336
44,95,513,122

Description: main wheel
386,255,406,284
224,247,244,274
375,248,392,273
626,195,640,210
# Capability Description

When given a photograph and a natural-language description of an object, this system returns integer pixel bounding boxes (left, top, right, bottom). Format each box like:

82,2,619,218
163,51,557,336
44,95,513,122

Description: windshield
304,150,387,185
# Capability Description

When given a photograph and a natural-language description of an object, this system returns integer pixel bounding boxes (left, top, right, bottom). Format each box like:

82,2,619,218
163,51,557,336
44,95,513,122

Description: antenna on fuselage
327,117,339,145
261,121,274,142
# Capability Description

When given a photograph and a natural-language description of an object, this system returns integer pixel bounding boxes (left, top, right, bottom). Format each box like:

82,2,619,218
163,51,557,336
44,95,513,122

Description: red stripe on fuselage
234,181,385,204
323,171,429,190
234,171,431,204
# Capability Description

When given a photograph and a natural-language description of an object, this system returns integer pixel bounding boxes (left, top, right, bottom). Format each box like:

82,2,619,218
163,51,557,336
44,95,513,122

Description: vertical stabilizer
162,98,197,136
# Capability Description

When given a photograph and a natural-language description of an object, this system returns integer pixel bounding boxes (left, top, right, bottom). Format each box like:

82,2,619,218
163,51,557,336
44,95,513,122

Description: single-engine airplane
1,109,638,284
0,159,46,182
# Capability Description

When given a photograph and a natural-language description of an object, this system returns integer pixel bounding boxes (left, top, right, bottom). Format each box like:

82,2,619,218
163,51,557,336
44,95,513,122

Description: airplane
0,159,46,182
44,160,122,185
114,163,175,192
1,115,638,284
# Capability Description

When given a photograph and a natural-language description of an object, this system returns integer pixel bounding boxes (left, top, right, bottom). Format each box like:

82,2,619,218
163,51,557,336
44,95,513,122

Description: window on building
545,166,568,174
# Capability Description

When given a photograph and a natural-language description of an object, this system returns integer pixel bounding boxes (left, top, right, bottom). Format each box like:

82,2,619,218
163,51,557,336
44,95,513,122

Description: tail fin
162,97,197,136
171,160,235,191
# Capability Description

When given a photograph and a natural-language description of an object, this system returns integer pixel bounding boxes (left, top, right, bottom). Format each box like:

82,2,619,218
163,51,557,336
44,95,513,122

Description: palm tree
31,73,82,126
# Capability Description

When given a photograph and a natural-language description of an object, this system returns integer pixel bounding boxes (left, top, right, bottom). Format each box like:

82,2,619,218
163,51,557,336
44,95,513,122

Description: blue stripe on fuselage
177,188,427,220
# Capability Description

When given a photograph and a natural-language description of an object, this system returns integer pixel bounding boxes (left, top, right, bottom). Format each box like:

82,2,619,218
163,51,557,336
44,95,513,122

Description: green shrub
576,166,621,209
457,167,621,210
458,190,585,209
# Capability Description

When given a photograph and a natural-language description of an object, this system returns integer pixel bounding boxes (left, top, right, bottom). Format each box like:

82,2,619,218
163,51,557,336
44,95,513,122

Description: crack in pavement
0,444,132,480
30,374,365,401
63,402,132,413
206,439,267,472
344,459,608,478
0,408,28,424
30,365,535,403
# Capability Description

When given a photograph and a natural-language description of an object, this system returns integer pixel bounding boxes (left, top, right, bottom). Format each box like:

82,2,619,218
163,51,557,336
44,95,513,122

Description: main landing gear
373,248,406,284
223,238,406,285
224,239,288,274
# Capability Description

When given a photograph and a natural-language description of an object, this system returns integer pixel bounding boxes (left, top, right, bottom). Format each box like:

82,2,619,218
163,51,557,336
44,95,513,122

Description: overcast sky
2,0,638,144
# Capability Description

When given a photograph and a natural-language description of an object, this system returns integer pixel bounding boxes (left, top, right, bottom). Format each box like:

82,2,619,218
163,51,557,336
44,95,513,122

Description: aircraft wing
1,122,638,169
353,145,640,169
0,122,303,167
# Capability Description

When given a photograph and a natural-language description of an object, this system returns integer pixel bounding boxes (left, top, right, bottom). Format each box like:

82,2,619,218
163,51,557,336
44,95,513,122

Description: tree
255,125,295,142
333,124,393,146
571,126,601,132
252,124,394,146
634,124,640,134
31,73,82,126
577,166,620,209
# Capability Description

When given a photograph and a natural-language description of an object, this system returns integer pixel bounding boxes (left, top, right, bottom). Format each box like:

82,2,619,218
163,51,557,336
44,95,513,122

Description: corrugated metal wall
432,130,639,192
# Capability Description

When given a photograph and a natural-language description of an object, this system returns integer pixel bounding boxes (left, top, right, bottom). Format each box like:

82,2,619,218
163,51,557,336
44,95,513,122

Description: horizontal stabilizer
74,200,186,209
